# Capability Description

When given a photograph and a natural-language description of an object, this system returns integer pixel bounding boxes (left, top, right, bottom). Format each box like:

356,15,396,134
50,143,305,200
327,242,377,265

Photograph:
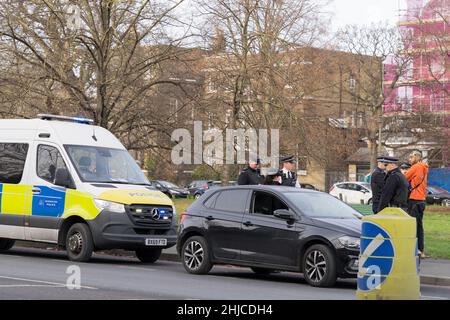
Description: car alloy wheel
443,199,450,207
181,236,213,274
305,250,327,283
184,240,204,270
195,193,201,199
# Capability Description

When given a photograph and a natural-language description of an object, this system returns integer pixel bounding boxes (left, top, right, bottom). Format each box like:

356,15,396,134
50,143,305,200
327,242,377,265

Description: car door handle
32,187,41,194
243,221,253,227
206,215,215,221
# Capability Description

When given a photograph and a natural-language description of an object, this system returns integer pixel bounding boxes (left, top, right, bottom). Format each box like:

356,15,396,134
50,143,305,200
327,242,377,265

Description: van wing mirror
274,209,296,221
55,168,75,189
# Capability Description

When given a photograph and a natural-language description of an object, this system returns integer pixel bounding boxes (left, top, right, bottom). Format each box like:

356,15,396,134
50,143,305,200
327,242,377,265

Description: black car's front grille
126,204,173,228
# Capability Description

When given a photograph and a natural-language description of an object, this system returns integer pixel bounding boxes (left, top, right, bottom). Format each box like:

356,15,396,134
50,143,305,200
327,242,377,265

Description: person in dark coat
378,157,409,212
371,156,387,214
237,157,264,185
278,155,300,187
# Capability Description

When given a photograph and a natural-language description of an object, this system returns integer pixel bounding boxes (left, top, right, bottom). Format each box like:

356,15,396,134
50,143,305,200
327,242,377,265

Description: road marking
0,275,97,290
422,295,448,300
0,284,65,288
117,266,156,272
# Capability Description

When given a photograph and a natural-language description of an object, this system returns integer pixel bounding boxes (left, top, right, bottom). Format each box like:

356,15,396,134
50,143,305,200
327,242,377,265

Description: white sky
331,0,406,30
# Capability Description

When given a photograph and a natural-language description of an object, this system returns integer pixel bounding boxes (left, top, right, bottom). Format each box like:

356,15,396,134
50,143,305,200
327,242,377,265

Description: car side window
337,184,347,190
354,184,363,192
37,145,69,185
213,190,248,212
204,192,219,208
252,191,288,216
0,143,29,184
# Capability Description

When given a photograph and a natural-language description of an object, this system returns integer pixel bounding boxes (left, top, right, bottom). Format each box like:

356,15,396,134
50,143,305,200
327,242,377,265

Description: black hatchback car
177,186,362,287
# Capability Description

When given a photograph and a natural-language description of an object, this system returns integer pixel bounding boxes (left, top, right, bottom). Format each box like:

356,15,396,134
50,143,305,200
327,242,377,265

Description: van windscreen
64,145,149,185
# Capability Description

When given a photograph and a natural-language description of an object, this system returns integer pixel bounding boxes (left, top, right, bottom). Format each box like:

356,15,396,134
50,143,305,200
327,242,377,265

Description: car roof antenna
92,127,98,141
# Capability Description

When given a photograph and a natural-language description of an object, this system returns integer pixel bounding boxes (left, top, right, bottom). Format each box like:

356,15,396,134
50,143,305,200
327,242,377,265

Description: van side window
0,143,29,184
252,191,288,216
37,145,69,184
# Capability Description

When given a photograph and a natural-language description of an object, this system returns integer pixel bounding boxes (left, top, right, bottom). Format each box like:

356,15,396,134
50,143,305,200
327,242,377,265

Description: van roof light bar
37,114,94,125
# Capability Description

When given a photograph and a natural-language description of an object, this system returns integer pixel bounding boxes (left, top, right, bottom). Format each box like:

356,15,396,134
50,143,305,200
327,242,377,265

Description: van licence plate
145,238,167,246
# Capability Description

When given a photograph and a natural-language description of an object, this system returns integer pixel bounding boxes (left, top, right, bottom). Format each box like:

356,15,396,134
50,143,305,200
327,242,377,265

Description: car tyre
367,199,372,205
442,199,450,207
250,267,276,275
0,238,15,252
194,193,201,200
302,244,337,287
135,248,162,263
66,223,94,262
182,236,213,274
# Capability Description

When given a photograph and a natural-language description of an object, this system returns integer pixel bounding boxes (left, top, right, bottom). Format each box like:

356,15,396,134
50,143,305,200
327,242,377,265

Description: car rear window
212,190,249,213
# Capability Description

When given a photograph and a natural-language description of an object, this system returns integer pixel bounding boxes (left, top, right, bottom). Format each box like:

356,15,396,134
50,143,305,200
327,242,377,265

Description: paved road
0,247,449,300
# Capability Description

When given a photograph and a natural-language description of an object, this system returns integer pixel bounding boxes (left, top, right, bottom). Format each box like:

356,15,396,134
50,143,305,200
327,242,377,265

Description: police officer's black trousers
407,200,426,252
372,202,380,214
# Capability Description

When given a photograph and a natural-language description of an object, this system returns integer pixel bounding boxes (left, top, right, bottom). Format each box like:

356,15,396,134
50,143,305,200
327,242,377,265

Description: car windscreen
160,181,179,188
285,192,362,219
428,186,448,194
65,145,149,185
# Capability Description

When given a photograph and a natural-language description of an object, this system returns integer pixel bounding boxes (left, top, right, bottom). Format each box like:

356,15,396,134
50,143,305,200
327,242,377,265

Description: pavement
1,247,449,300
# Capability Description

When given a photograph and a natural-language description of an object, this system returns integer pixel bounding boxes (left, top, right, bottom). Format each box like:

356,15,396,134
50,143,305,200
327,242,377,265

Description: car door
203,189,251,260
26,143,73,243
0,142,30,240
239,190,300,267
344,183,360,204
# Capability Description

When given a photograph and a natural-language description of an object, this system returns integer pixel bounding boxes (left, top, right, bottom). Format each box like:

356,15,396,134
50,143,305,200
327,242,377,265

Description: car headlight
338,236,360,249
171,190,180,194
94,199,126,213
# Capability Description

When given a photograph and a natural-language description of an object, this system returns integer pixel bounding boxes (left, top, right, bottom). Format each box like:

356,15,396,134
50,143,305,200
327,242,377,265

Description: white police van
0,115,177,262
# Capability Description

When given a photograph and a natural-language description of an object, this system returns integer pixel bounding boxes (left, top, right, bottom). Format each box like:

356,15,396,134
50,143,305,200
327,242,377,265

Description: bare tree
336,24,412,171
0,0,193,152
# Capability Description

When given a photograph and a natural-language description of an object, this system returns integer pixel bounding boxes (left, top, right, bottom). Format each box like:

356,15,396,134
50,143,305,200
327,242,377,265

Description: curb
12,242,450,287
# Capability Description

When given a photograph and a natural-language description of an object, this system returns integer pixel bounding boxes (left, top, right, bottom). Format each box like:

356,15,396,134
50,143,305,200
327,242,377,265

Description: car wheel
182,236,213,274
442,199,450,207
0,238,15,252
250,267,276,275
368,199,372,205
194,193,201,200
135,248,162,263
302,244,337,287
66,223,94,262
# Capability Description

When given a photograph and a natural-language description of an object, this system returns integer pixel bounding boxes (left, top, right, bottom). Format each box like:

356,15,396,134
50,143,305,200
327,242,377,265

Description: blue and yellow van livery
0,115,177,262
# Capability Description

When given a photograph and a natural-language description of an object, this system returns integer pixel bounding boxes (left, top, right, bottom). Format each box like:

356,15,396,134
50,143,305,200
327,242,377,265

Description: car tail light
329,186,335,193
179,212,188,224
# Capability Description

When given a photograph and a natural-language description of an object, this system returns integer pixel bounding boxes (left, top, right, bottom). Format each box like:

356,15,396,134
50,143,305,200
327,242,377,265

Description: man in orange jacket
405,150,429,258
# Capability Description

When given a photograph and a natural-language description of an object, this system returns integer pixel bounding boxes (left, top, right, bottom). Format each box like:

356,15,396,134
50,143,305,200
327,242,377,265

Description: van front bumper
87,210,177,250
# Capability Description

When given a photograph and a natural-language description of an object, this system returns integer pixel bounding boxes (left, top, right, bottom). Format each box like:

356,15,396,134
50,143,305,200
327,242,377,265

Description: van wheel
302,244,337,287
66,223,94,262
181,236,213,274
0,239,15,252
135,248,162,263
251,267,276,275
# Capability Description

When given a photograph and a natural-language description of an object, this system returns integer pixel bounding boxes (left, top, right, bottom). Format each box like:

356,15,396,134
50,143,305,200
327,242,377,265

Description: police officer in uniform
371,156,387,214
237,157,264,185
378,156,409,212
278,155,300,187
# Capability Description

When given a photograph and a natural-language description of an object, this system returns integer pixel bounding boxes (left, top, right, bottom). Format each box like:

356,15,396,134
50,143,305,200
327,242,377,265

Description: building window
349,77,356,90
396,86,413,112
170,98,179,119
206,77,217,93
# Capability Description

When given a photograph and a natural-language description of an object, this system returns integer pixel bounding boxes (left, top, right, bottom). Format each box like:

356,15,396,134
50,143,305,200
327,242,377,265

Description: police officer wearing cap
237,157,264,185
370,156,387,214
378,156,409,212
278,155,300,187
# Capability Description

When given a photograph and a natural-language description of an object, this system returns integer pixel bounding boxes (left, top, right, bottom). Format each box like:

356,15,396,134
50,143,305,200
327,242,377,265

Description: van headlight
337,236,360,249
94,199,126,213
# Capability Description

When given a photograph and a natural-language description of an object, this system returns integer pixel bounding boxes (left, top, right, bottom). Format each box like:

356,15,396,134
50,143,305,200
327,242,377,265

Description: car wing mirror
55,168,75,189
274,209,296,221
